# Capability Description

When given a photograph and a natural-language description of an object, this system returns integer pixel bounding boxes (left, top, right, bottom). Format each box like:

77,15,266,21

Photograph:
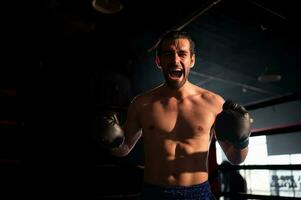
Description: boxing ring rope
244,92,301,110
221,192,301,200
250,121,301,137
220,164,301,171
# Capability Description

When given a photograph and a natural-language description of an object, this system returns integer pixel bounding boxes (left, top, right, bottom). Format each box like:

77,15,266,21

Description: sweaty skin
111,38,247,186
138,84,223,186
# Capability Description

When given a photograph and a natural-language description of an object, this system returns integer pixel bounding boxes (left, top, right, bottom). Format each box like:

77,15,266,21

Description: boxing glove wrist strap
233,136,249,149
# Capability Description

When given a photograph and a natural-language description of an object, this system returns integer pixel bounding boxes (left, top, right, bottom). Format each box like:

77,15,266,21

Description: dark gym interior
2,0,301,199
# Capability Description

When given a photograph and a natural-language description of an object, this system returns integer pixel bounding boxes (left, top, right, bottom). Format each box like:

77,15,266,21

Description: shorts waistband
143,181,211,191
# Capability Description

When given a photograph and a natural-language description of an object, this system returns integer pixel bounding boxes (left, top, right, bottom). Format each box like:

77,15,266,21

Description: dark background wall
1,0,300,199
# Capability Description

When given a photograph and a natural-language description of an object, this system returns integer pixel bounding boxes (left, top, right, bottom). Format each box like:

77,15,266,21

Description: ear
190,54,195,68
155,56,162,69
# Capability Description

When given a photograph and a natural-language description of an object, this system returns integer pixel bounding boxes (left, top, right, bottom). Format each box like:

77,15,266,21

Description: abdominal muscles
143,134,210,186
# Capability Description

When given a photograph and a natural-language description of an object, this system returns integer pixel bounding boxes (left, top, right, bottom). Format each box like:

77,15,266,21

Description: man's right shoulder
131,85,163,103
130,87,160,107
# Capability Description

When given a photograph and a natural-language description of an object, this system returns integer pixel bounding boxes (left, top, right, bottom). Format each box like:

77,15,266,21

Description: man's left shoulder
198,88,224,106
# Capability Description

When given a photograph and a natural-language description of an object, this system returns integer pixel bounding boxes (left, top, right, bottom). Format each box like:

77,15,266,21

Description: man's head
155,30,196,89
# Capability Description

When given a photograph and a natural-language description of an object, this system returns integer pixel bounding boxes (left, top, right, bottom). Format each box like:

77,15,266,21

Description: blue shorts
140,181,216,200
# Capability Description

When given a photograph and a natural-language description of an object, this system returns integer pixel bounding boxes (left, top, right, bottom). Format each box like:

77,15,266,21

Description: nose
170,52,181,65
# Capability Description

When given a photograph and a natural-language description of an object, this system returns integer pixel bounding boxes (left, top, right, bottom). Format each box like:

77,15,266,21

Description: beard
162,67,189,89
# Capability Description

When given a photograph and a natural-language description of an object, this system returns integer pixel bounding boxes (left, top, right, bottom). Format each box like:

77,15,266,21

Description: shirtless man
95,30,251,199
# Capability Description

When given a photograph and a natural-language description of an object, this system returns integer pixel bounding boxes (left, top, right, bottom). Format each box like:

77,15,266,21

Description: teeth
169,69,182,72
169,69,183,78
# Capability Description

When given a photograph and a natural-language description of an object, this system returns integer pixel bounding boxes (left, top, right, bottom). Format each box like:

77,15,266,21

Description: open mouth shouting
168,68,183,80
163,65,188,89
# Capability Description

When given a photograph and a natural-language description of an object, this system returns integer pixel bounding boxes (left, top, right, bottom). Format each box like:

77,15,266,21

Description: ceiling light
258,74,282,82
92,0,123,14
242,88,248,93
257,67,282,82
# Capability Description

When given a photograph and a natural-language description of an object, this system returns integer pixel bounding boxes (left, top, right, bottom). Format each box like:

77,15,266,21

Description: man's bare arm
110,97,142,157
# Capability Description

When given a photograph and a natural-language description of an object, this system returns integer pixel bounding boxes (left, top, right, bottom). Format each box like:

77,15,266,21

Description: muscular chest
140,98,216,139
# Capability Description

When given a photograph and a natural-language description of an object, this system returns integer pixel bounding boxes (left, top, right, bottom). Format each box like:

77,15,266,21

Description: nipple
197,125,204,132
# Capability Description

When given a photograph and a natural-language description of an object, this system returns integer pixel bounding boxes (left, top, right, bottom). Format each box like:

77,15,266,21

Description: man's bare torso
135,83,222,186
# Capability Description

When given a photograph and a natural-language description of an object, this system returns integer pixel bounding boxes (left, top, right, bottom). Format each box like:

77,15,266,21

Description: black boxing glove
92,111,125,149
215,100,251,149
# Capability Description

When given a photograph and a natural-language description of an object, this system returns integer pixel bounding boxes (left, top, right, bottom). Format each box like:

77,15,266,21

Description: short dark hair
156,30,195,57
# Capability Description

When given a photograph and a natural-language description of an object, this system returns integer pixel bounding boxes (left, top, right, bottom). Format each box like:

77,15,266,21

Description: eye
178,51,188,57
163,51,173,57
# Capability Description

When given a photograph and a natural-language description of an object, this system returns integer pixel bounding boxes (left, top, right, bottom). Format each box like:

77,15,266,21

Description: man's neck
162,81,196,100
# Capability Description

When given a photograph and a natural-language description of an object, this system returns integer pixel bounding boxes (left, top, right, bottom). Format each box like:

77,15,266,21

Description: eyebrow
178,49,189,53
163,48,189,52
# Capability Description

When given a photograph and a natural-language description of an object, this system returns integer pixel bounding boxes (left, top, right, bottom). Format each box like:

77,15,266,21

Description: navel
171,172,179,179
